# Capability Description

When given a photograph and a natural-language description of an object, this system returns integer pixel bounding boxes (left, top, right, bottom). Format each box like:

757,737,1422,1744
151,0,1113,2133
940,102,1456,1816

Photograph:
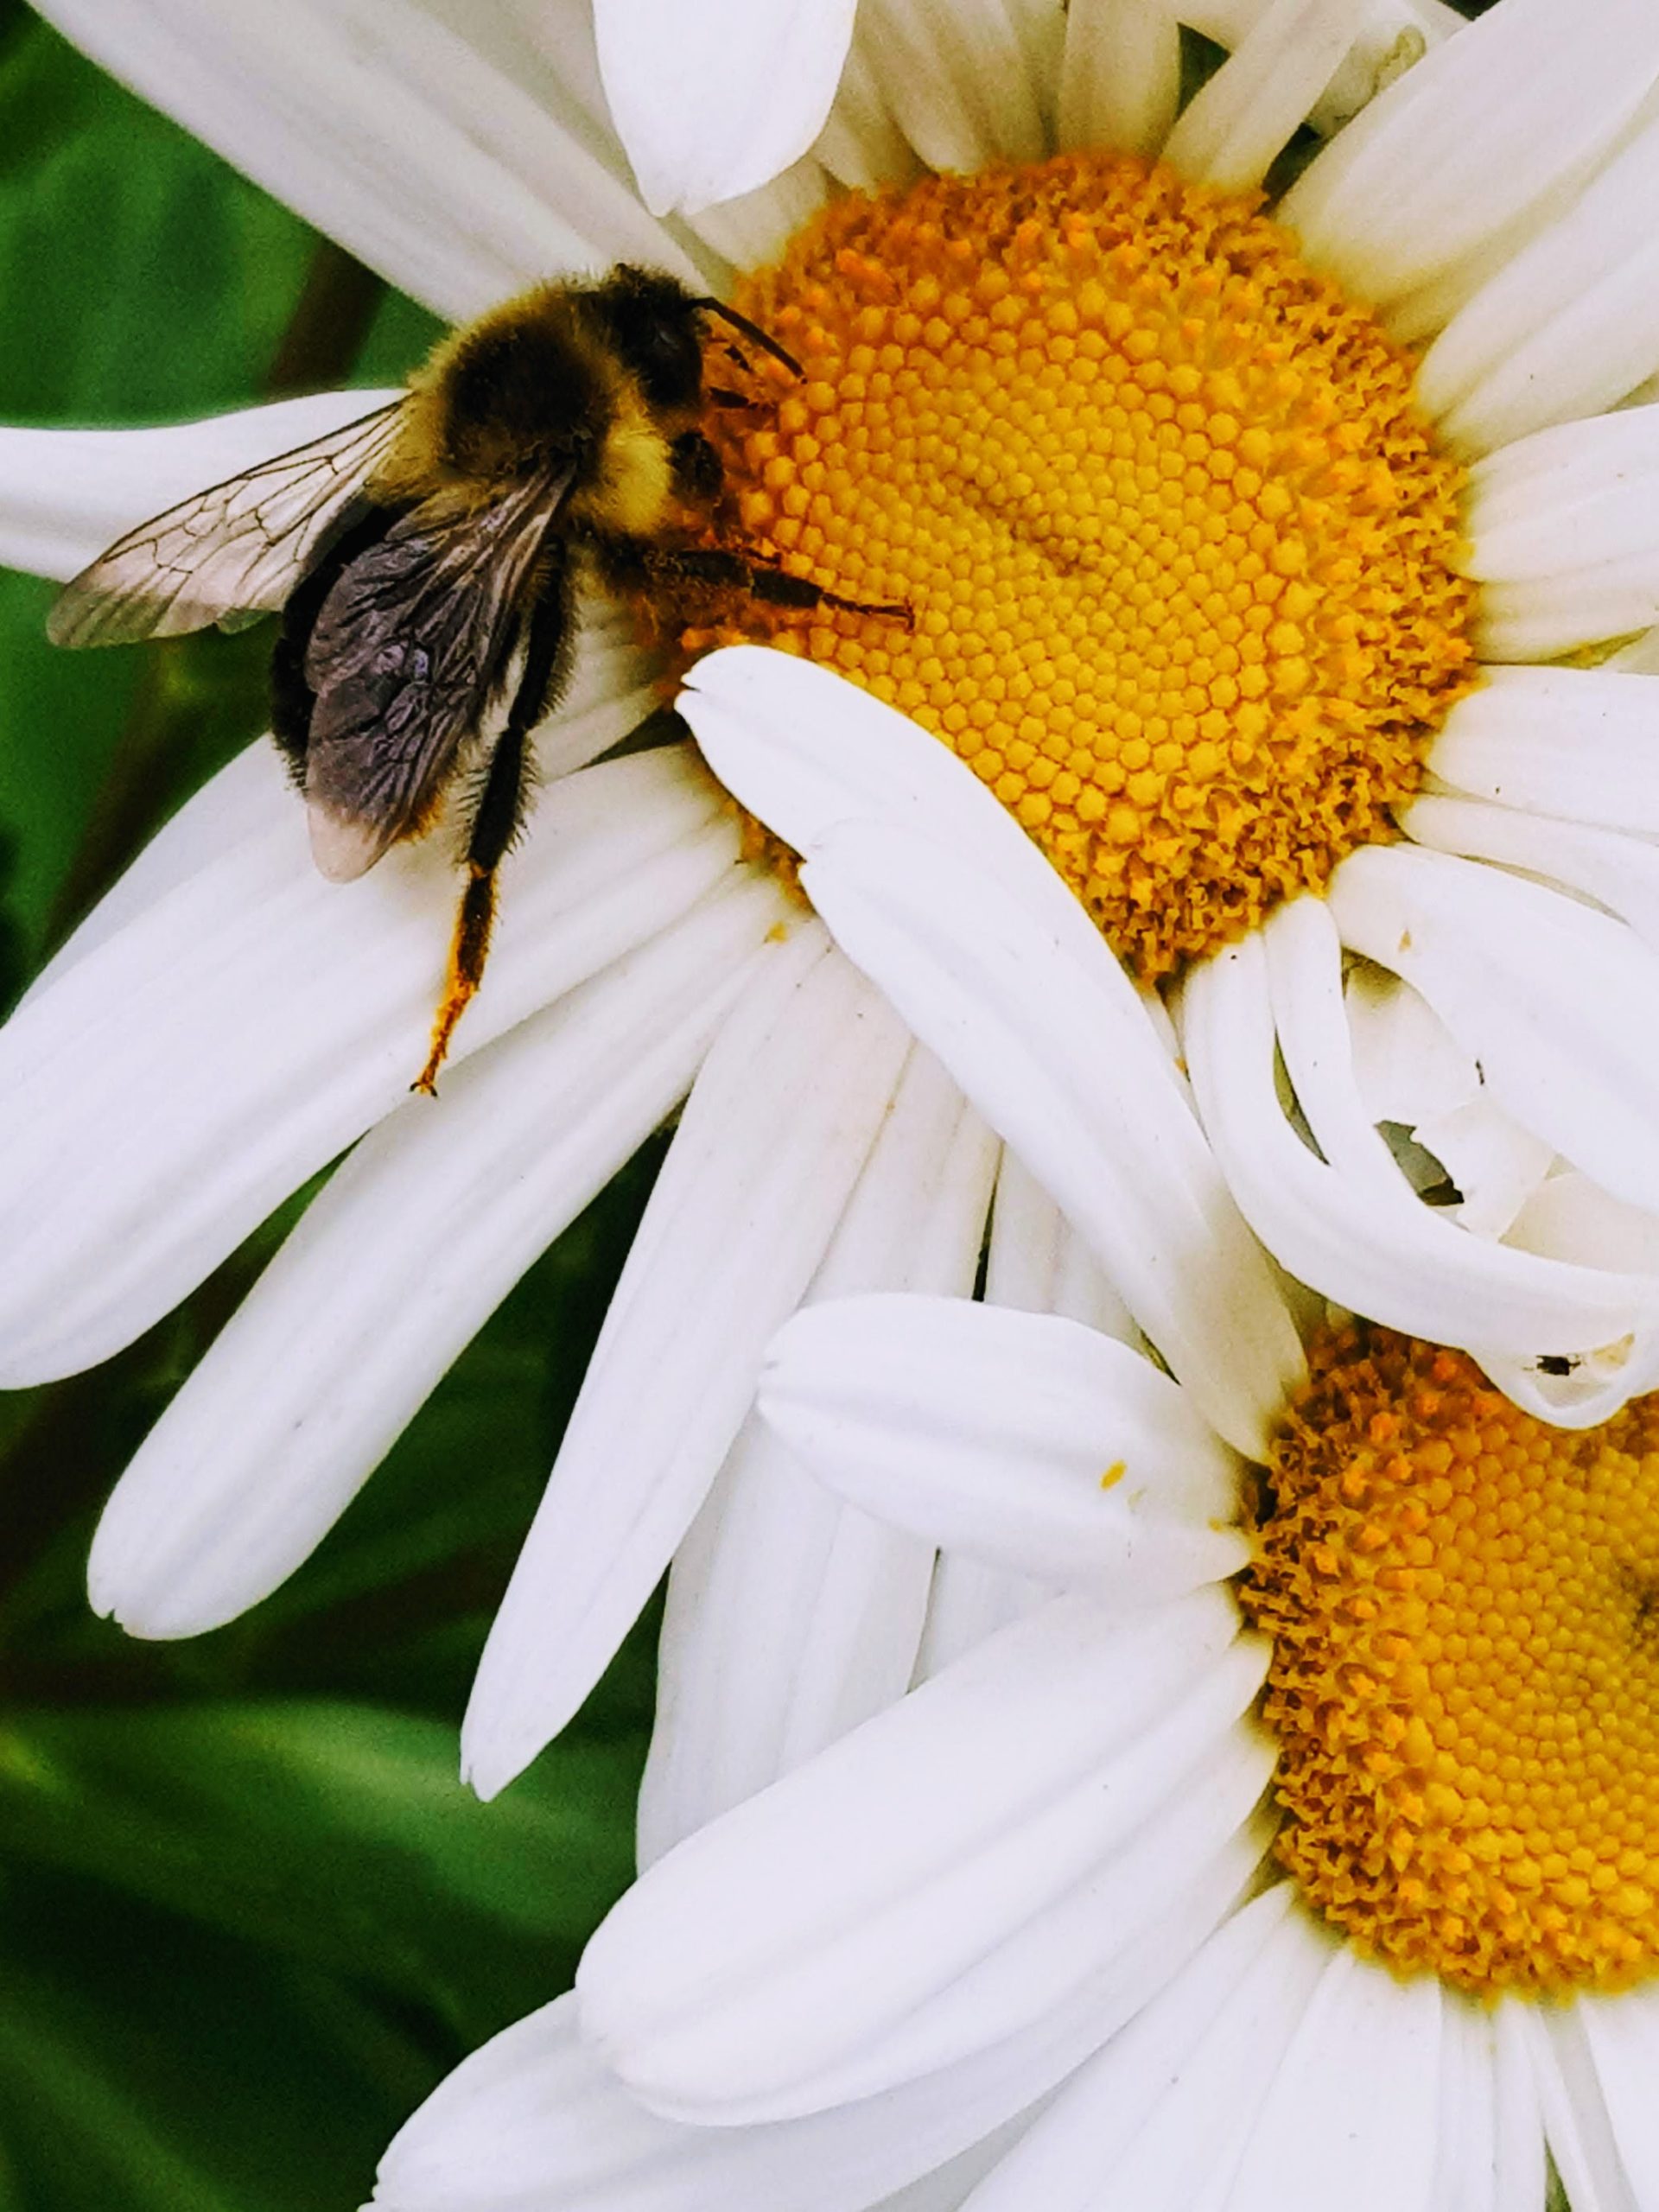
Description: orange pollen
1242,1325,1659,1999
690,153,1477,978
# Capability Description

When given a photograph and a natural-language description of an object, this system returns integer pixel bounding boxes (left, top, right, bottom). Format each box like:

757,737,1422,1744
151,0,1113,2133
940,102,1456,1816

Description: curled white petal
1182,922,1659,1356
1344,963,1479,1128
1329,842,1659,1217
1401,791,1659,958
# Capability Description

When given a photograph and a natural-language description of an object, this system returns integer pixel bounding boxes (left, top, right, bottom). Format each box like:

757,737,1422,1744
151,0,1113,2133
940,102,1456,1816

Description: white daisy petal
578,1590,1271,2122
638,1411,937,1870
1163,0,1373,196
1426,667,1659,836
1507,1169,1659,1279
1477,1171,1659,1426
1464,406,1659,582
1279,0,1659,309
915,1551,1046,1681
1056,0,1181,160
986,1147,1142,1344
1302,3,1437,138
370,1987,1034,2212
680,647,1104,962
913,1154,1113,1679
459,936,911,1801
1181,923,1659,1353
1478,567,1659,666
1464,406,1659,657
1520,2003,1639,2212
850,0,1046,175
637,1046,996,1865
674,156,834,275
961,1888,1319,2212
1344,963,1481,1129
759,1294,1249,1598
802,819,1303,1458
35,0,701,322
1409,1093,1554,1242
1218,1945,1443,2212
1422,1998,1496,2212
1417,111,1659,455
1573,1990,1659,2208
1401,792,1659,957
0,391,401,584
21,741,288,1007
594,0,856,217
0,747,732,1387
1329,842,1659,1217
376,1825,1264,2212
86,874,780,1640
1476,1338,1659,1433
812,40,928,194
1490,2003,1549,2212
1267,896,1554,1238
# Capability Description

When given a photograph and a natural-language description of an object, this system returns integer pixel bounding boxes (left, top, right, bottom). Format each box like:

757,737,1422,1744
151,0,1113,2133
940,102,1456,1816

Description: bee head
585,266,708,413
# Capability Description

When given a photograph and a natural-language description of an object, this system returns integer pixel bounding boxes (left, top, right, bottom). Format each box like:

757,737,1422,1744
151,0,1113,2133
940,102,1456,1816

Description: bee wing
302,467,575,880
48,402,406,648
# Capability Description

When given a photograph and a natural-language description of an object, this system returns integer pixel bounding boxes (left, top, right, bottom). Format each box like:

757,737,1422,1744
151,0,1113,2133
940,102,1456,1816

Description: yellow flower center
1243,1325,1659,1998
698,152,1476,977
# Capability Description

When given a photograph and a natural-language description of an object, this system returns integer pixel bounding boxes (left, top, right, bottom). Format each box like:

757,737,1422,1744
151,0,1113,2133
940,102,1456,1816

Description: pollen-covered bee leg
638,544,912,626
669,429,724,504
414,590,568,1096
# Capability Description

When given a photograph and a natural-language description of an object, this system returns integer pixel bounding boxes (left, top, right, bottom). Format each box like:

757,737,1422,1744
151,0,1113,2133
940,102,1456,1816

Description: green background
0,8,662,2203
0,3,1508,2208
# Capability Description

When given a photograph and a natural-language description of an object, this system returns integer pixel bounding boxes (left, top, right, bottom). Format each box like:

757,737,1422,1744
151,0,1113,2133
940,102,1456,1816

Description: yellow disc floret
1243,1325,1659,1998
697,153,1476,977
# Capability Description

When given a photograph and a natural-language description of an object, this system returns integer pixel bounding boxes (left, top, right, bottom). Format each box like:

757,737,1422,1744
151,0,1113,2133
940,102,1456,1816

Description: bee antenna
695,298,802,379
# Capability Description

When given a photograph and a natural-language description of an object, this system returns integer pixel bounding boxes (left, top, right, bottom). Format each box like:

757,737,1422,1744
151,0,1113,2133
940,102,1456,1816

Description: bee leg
414,590,568,1096
636,544,912,627
669,429,725,504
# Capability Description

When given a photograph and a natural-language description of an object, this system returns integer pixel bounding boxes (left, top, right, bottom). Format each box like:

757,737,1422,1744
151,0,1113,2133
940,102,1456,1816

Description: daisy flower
6,0,1659,1802
372,1207,1659,2211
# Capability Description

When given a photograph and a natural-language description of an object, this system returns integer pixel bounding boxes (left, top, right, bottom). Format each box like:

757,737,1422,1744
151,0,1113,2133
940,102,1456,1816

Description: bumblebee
51,266,900,1090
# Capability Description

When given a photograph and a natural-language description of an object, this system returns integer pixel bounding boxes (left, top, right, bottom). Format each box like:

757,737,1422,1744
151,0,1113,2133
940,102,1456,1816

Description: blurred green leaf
0,1700,637,2045
0,1874,432,2210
